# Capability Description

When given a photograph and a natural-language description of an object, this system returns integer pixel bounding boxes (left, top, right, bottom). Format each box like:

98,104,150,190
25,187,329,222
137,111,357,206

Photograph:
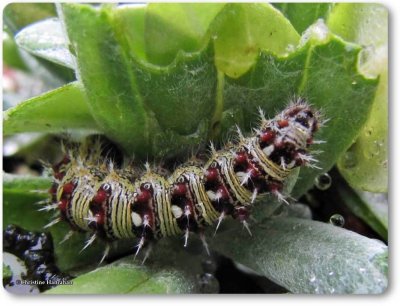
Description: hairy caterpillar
41,98,322,263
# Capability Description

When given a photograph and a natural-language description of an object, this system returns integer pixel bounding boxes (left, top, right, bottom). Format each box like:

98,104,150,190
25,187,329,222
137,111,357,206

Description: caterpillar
41,98,322,263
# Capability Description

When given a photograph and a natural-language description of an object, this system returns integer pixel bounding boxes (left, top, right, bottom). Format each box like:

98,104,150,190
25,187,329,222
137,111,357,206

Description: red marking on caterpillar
41,98,323,262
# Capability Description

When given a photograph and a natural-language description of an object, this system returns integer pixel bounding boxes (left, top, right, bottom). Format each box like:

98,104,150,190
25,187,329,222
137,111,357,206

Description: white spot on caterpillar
236,171,252,186
236,171,246,182
206,190,217,201
131,212,143,227
84,210,97,223
287,160,296,169
262,144,275,156
171,205,183,219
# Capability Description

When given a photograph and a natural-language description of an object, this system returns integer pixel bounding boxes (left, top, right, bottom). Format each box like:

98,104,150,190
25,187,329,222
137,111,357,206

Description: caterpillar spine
44,99,322,261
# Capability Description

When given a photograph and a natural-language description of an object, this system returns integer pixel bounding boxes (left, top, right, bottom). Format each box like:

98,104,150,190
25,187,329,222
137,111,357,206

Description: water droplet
365,140,384,159
309,274,316,282
329,214,345,227
286,44,295,52
314,173,332,190
365,128,373,137
292,223,301,230
342,151,357,169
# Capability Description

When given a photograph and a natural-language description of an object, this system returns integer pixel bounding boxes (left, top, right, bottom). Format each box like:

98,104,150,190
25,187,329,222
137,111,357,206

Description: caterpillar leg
213,211,225,237
273,190,290,205
131,237,153,264
141,242,153,265
99,243,111,265
38,203,59,212
80,234,97,253
183,227,190,247
233,207,252,236
43,217,61,229
59,230,74,245
242,220,252,236
134,236,145,260
199,231,210,256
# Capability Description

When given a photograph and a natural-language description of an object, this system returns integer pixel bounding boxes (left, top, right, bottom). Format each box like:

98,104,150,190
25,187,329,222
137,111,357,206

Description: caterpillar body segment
46,100,322,260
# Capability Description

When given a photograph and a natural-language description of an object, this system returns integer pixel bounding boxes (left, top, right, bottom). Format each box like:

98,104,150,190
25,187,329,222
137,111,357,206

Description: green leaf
218,24,377,198
327,3,388,48
3,31,28,71
144,3,225,65
3,3,75,83
60,4,219,158
45,257,195,294
5,4,379,196
3,3,56,34
3,81,99,136
292,35,377,196
58,4,377,169
144,3,299,77
273,3,333,34
337,69,388,192
110,4,147,61
15,18,75,69
341,187,388,241
329,4,388,192
211,217,388,294
211,3,300,78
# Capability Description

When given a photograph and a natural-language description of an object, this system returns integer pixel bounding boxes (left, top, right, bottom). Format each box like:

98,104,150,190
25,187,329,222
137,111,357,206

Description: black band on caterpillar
42,98,323,262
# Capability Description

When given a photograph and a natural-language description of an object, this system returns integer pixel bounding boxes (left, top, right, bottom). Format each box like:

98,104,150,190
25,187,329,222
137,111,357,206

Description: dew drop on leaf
329,214,345,227
314,173,332,190
365,128,373,137
341,151,357,169
365,140,384,159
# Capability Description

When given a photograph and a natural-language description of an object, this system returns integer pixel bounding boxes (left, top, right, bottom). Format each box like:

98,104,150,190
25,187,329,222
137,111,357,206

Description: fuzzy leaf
3,31,28,71
218,25,378,198
3,3,56,34
3,81,98,136
15,18,75,69
60,4,220,158
211,217,388,294
329,4,388,192
46,260,195,294
4,3,75,83
342,188,388,241
144,3,225,65
211,3,300,78
273,3,333,34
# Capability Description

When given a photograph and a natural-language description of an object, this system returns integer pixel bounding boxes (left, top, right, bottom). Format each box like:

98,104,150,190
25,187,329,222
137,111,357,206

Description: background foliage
3,3,388,294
